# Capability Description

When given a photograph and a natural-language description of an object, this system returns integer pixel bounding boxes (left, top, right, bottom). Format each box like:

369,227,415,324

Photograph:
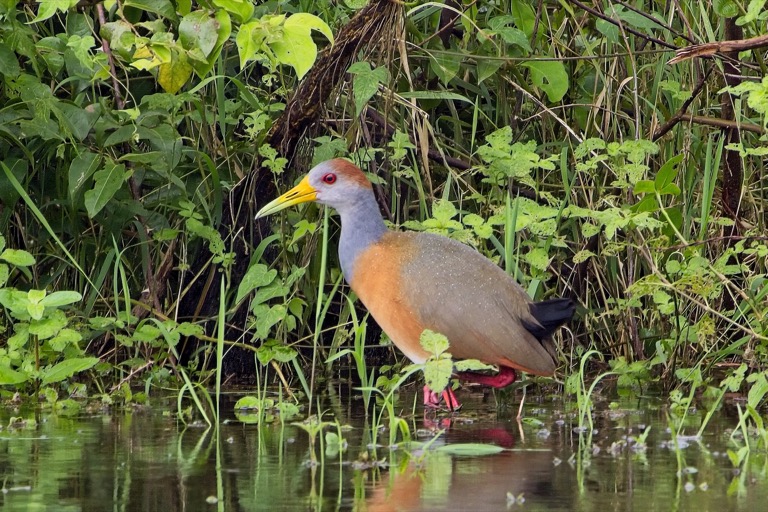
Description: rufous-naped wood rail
256,159,574,409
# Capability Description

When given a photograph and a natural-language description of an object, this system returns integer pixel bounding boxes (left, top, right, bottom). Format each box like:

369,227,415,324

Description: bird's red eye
322,173,337,184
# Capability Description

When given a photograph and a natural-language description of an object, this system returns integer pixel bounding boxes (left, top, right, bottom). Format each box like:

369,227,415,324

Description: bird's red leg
456,366,517,388
423,385,462,411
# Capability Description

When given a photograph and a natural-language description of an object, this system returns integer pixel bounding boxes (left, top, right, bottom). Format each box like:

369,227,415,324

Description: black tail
524,298,575,341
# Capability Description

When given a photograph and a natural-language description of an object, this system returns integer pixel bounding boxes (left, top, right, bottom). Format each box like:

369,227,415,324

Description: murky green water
1,389,766,511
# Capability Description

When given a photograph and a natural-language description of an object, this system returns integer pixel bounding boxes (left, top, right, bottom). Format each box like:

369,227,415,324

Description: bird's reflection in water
361,415,562,512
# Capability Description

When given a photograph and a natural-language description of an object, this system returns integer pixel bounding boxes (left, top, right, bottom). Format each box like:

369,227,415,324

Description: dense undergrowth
0,0,766,427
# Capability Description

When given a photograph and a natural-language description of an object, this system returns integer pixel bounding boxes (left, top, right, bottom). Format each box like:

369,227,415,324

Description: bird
256,158,574,410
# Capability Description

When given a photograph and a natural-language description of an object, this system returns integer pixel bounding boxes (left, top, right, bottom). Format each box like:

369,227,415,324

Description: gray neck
335,190,387,283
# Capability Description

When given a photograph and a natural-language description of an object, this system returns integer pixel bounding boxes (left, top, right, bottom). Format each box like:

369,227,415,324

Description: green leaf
655,154,683,194
521,60,568,102
133,324,162,342
0,365,29,385
158,53,193,94
234,396,261,410
236,20,262,69
41,357,99,385
348,61,389,115
236,263,277,303
632,180,655,195
176,322,204,337
477,59,502,84
84,162,131,217
123,0,176,21
0,42,21,78
29,309,68,339
270,13,334,79
251,304,288,340
524,246,550,271
68,152,101,201
212,0,254,24
48,328,82,351
420,329,450,355
27,302,45,321
423,357,453,393
435,443,506,456
510,0,537,38
179,11,220,57
0,289,31,318
31,0,77,23
40,291,82,308
0,249,36,267
256,339,298,365
454,359,494,372
714,0,739,17
430,52,462,85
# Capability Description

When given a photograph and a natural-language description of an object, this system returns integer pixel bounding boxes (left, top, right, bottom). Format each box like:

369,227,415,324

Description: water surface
1,389,766,511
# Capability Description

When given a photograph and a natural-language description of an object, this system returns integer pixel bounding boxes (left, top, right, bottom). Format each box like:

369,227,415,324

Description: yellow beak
255,175,317,218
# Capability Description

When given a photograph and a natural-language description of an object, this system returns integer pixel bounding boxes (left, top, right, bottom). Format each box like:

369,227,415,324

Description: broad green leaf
714,0,739,17
179,11,219,57
48,328,82,351
435,443,506,456
27,302,45,321
124,0,176,20
521,60,568,102
454,359,494,372
29,309,68,338
31,0,77,23
158,53,193,94
270,13,334,79
0,42,21,77
0,249,35,266
633,180,655,195
477,59,502,84
420,329,450,355
212,0,253,24
41,357,99,385
28,289,46,303
192,9,231,77
256,339,298,365
655,154,683,193
424,357,453,393
253,282,289,306
68,152,101,201
176,322,204,337
348,61,389,115
736,0,766,25
0,264,8,287
100,21,135,55
524,246,550,271
84,162,131,217
0,365,29,385
132,324,162,342
430,52,461,85
0,289,31,318
510,0,537,38
251,304,287,340
40,291,82,308
236,20,262,69
235,396,262,409
236,263,277,303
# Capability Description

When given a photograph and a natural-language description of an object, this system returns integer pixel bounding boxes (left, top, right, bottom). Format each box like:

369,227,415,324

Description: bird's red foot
423,385,462,411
